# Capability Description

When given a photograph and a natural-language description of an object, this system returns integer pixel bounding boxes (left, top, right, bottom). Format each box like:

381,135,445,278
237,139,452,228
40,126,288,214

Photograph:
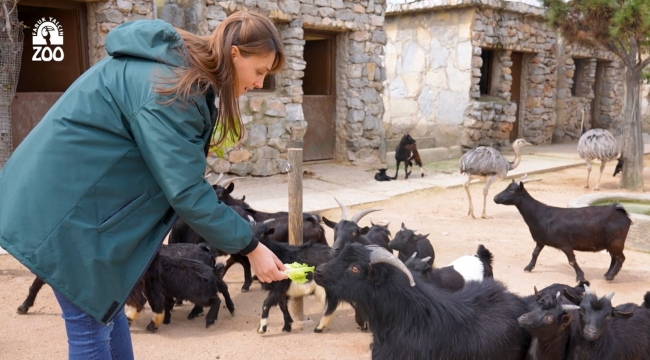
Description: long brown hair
155,11,285,146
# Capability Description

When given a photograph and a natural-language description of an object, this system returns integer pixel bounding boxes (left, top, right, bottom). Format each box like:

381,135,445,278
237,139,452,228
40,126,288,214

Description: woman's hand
246,242,288,283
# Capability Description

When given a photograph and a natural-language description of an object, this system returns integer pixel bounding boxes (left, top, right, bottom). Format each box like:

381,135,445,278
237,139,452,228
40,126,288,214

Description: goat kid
374,168,392,182
388,222,435,266
250,219,339,334
494,180,631,282
563,285,650,360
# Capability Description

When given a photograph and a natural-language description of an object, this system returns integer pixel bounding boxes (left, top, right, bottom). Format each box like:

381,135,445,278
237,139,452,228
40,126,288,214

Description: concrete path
223,135,650,214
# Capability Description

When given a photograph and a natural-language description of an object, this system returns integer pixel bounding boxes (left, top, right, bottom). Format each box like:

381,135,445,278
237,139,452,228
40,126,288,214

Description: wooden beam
287,147,303,320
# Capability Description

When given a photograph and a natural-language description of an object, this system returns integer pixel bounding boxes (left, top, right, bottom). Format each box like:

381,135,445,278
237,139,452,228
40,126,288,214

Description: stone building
382,0,625,150
7,0,388,174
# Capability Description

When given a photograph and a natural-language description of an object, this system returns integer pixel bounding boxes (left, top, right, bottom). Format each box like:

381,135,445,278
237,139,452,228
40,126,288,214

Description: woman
0,11,287,359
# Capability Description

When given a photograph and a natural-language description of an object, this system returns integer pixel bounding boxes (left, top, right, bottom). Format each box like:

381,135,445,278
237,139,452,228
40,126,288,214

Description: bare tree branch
639,56,650,73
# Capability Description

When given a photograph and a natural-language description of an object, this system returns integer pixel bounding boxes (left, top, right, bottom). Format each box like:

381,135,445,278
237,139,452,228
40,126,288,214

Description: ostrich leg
584,159,592,189
463,176,475,219
481,176,498,219
594,161,606,191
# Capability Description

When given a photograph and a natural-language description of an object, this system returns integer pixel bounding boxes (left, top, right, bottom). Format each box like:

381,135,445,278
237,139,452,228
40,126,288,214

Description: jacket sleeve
128,96,256,255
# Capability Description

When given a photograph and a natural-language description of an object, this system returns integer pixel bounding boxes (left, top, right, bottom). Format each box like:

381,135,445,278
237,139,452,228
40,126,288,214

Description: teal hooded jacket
0,19,255,324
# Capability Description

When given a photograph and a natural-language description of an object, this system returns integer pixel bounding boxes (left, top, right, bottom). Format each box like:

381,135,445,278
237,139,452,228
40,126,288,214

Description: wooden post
287,146,303,320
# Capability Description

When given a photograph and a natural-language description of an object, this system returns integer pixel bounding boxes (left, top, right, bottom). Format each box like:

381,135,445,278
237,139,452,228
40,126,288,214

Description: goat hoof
282,325,292,333
16,305,29,315
523,267,534,272
228,308,235,316
313,327,323,333
257,326,267,334
241,287,250,293
146,321,158,332
205,320,215,328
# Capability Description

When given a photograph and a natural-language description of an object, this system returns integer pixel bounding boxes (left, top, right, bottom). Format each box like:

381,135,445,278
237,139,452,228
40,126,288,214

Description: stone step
385,146,463,166
386,137,436,152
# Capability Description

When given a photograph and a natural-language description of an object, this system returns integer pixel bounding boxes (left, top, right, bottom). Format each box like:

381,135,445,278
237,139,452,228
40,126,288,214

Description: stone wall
382,9,473,148
464,7,557,147
553,41,625,142
191,0,387,174
385,0,625,150
85,0,387,176
87,1,156,65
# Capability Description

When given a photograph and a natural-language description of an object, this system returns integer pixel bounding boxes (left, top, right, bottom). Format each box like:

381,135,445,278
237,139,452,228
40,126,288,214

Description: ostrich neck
510,146,522,170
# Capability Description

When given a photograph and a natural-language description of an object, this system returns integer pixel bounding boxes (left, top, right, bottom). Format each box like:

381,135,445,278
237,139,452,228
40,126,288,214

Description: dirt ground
2,161,650,360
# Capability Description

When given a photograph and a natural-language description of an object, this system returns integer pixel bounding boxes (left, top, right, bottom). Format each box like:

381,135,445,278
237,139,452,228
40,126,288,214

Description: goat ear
563,288,581,305
265,228,275,236
518,181,526,190
366,264,379,284
212,184,219,190
226,183,235,193
401,222,406,230
534,286,540,298
612,309,634,319
359,226,370,235
322,217,337,229
242,195,246,201
561,313,573,327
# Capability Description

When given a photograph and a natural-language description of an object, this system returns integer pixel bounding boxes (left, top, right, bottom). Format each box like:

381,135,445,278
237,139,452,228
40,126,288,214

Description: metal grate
0,0,24,168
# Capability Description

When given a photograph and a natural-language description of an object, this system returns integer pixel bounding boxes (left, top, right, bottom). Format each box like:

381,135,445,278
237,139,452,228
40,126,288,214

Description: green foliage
611,0,650,40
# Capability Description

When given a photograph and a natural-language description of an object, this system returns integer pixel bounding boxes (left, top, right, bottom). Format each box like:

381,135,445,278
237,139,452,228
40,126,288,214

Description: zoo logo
32,17,64,62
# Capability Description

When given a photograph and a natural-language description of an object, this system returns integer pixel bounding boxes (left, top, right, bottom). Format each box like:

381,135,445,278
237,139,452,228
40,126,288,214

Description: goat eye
544,315,554,323
352,232,357,236
349,266,359,273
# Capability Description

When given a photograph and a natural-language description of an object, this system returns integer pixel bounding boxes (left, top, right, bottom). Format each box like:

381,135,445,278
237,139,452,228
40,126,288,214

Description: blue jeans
53,290,134,360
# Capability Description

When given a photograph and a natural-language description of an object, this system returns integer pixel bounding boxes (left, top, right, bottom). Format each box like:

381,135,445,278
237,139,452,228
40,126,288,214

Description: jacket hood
105,19,187,67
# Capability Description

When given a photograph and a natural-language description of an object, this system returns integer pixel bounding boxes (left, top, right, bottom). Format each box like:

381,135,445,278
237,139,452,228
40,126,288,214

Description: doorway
12,0,88,149
302,31,336,161
510,52,524,143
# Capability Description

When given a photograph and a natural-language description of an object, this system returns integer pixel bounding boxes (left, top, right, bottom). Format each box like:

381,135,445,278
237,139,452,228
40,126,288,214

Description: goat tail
214,262,226,280
476,245,494,278
644,292,650,309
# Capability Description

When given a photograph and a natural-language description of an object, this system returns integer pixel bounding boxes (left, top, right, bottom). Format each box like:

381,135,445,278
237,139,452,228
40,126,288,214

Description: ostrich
459,138,532,219
577,108,622,190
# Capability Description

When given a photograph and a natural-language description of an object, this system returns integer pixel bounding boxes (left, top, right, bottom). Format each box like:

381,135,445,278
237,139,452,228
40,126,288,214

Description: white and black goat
250,218,339,334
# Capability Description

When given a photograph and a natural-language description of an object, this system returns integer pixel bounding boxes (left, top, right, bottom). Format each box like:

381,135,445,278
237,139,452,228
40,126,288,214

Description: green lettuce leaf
283,262,315,284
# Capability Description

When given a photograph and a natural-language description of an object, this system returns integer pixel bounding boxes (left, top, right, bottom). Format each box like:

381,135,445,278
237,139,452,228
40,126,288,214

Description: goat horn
367,245,415,287
583,285,595,297
556,291,561,299
334,197,348,221
518,173,528,183
350,209,382,224
410,252,417,259
247,215,256,227
562,304,580,311
263,219,275,225
214,172,225,185
604,292,615,301
421,256,431,263
219,176,245,188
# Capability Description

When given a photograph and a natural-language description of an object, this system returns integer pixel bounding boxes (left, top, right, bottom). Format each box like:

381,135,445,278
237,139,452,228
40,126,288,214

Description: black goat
125,243,229,331
563,285,650,360
251,220,338,334
159,255,235,328
520,281,590,307
322,198,388,255
517,289,580,360
494,180,631,282
388,222,434,266
314,244,531,360
404,253,465,292
393,134,424,180
374,168,392,182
